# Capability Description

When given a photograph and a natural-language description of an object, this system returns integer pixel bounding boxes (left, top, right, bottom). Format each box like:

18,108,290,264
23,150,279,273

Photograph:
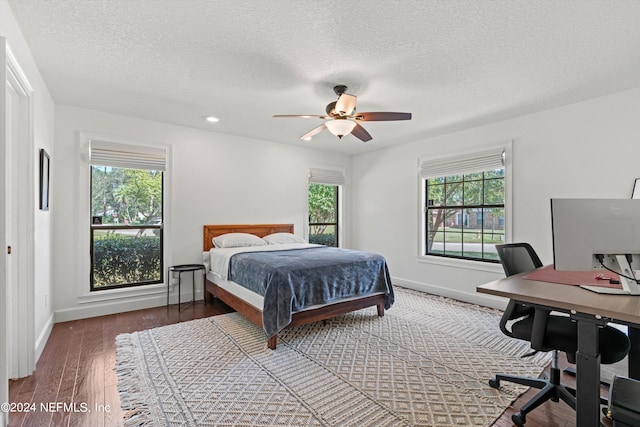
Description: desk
478,273,640,427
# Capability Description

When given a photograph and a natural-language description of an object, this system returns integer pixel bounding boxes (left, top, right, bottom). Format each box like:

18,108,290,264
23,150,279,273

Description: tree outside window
425,169,504,262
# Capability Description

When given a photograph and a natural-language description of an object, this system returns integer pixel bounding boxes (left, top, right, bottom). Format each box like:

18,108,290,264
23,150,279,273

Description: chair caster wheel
512,412,526,426
489,378,500,389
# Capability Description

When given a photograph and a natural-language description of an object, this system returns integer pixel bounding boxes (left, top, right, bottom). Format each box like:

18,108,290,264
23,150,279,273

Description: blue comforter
228,246,394,338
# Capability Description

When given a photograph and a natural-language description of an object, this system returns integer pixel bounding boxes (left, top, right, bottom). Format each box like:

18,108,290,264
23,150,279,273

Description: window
308,183,339,246
308,168,343,247
421,148,507,263
89,140,166,290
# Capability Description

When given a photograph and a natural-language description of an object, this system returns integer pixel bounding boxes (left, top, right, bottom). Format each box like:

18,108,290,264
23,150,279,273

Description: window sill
417,255,504,273
78,282,167,304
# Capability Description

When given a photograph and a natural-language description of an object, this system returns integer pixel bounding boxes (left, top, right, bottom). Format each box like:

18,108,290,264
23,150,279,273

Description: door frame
1,38,36,396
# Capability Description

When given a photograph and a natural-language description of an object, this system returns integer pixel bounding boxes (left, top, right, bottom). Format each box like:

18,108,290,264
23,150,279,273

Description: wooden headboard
203,224,294,251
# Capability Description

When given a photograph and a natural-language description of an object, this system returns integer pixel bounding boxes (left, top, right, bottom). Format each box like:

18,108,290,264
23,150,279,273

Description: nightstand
167,264,205,310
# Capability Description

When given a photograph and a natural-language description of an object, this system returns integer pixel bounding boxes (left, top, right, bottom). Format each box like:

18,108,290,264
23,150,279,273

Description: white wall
352,88,640,308
1,0,55,365
52,88,640,319
53,106,351,321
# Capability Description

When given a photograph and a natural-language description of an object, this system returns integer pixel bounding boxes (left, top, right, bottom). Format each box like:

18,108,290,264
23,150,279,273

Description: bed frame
203,224,386,349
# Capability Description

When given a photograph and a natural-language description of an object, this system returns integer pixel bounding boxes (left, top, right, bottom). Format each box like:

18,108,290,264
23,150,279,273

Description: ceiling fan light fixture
274,84,412,142
325,119,356,139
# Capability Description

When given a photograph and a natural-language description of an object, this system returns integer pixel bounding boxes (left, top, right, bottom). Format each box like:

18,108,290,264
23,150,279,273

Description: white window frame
307,167,344,247
417,140,512,273
78,132,172,302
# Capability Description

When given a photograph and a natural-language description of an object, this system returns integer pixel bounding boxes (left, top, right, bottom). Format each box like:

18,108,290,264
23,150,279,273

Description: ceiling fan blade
354,112,412,121
273,114,329,119
351,123,372,142
300,123,327,140
335,94,357,116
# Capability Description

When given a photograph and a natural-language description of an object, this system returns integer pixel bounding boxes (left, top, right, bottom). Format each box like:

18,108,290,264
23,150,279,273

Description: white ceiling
7,0,640,155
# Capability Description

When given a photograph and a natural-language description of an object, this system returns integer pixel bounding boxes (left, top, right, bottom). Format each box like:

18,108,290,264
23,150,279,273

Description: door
0,36,9,427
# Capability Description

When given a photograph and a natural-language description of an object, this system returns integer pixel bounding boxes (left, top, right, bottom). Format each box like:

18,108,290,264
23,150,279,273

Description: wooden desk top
477,273,640,327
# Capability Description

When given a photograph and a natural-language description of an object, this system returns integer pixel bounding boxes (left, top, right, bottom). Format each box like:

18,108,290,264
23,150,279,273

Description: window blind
89,140,166,171
308,168,345,186
419,148,504,179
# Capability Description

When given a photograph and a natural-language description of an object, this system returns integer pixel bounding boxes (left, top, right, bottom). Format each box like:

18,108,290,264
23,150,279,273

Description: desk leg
202,269,207,305
192,271,195,306
574,314,604,427
629,326,640,380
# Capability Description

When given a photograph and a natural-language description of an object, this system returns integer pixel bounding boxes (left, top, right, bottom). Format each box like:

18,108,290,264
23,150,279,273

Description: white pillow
213,233,267,248
263,232,306,245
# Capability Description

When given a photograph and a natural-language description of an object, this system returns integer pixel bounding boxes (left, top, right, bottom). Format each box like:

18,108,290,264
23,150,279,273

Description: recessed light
302,137,312,141
204,116,220,123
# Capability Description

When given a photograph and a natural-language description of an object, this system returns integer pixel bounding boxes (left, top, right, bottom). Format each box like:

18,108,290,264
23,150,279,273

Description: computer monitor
551,198,640,295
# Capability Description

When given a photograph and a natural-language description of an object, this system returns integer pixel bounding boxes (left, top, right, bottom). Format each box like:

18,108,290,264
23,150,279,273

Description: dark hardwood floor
8,300,607,427
8,300,233,427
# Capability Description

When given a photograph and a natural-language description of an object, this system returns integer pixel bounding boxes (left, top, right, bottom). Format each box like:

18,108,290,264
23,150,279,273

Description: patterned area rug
116,287,550,426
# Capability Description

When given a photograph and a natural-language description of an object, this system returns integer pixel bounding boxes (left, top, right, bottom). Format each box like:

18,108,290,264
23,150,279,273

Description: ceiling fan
273,85,412,142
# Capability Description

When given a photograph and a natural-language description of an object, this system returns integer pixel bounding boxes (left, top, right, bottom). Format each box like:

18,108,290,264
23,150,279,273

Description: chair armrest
499,300,518,336
530,307,551,351
499,300,536,337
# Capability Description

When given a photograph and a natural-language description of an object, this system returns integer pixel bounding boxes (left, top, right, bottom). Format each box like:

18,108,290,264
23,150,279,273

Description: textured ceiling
7,0,640,155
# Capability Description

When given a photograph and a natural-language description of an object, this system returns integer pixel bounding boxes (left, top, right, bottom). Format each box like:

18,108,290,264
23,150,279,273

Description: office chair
490,243,630,426
608,375,640,426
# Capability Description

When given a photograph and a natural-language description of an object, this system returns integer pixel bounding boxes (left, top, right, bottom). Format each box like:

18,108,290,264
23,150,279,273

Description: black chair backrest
495,243,543,277
495,243,543,327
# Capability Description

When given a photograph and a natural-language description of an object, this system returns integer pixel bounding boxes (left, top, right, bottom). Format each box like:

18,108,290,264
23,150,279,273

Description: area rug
116,287,551,426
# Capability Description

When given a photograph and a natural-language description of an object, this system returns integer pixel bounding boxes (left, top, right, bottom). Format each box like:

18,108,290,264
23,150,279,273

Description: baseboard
54,278,505,322
391,276,508,310
35,313,54,364
55,292,201,323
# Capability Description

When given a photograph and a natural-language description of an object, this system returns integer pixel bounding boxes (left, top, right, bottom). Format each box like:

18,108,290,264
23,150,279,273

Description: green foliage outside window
308,183,338,246
91,166,163,289
92,231,161,288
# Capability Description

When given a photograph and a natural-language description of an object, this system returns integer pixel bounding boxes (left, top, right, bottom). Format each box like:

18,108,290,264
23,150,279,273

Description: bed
203,224,394,349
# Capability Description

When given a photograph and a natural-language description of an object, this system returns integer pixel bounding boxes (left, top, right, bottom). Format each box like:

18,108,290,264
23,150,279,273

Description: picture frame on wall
633,179,640,199
39,149,50,210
